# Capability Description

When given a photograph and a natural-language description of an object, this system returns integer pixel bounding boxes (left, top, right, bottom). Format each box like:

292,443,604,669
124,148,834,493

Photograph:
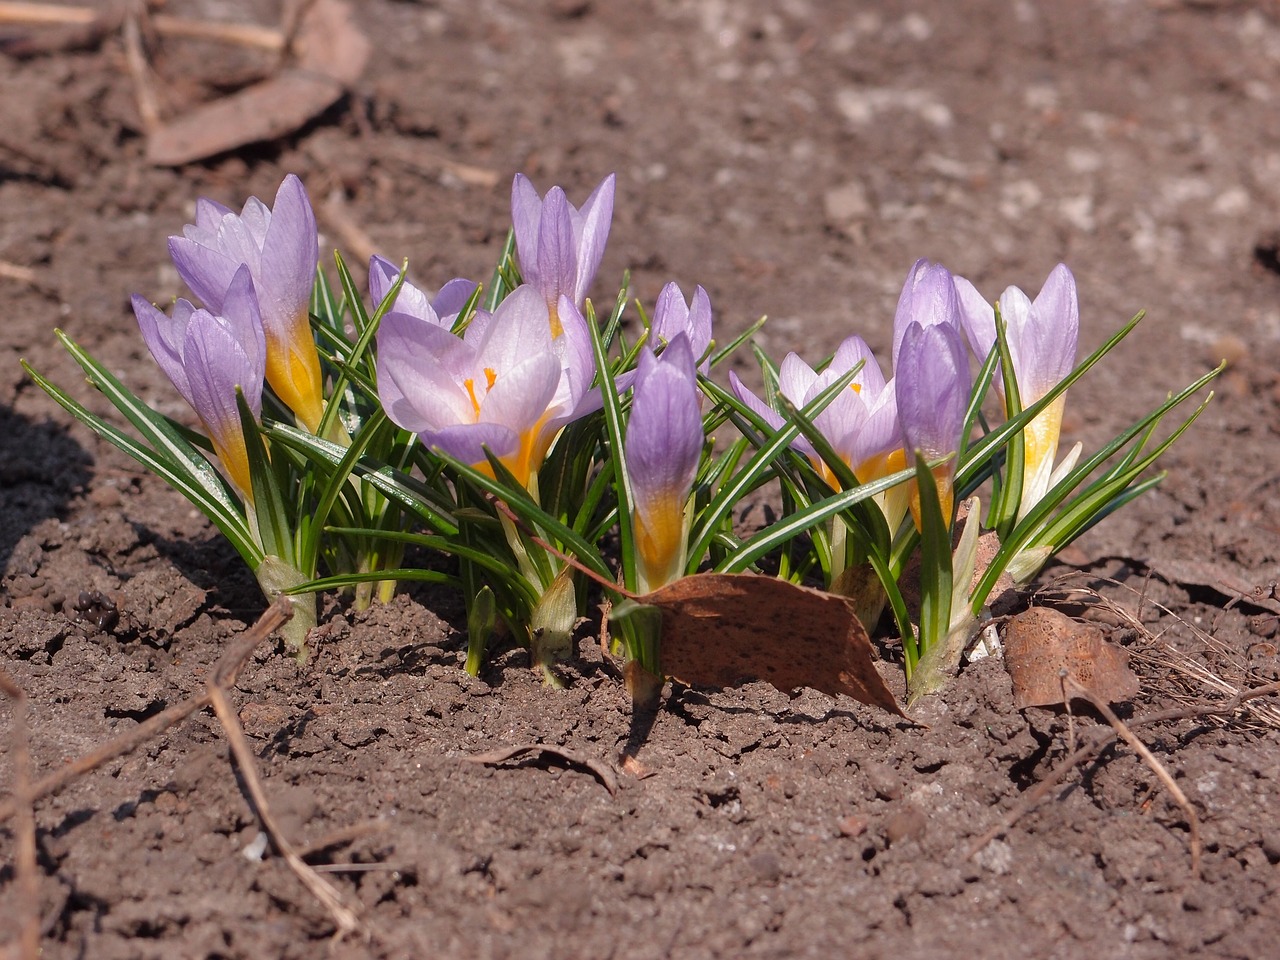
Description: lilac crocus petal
369,255,479,329
891,258,960,366
433,278,479,321
954,275,996,362
169,175,323,431
1014,263,1079,398
134,267,266,503
426,422,520,468
729,372,783,428
510,172,616,320
375,283,594,487
626,334,703,590
896,319,969,528
895,320,970,463
571,174,615,306
369,255,436,324
652,282,713,374
134,295,197,408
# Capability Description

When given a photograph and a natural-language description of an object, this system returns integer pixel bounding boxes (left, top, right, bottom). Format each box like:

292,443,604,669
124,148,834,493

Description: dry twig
0,600,291,825
965,679,1280,863
206,685,362,936
464,743,620,797
1064,674,1202,877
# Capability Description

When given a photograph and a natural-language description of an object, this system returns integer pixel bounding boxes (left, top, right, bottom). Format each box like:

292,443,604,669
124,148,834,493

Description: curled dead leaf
1002,606,1140,709
634,572,905,718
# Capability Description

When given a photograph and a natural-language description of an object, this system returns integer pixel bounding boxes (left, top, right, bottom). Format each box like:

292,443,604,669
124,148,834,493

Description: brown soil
4,1,1280,957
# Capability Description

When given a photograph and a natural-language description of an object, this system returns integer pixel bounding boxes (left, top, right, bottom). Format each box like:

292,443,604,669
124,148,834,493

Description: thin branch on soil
965,679,1280,864
1063,674,1202,877
0,600,291,826
294,819,390,862
0,670,40,960
464,743,620,797
0,260,39,284
206,684,362,937
0,2,284,50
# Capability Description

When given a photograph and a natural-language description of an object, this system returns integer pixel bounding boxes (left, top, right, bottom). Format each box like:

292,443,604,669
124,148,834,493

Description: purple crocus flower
376,284,596,488
168,175,324,432
955,264,1080,515
133,265,266,503
368,255,481,329
625,333,703,592
895,318,971,529
730,337,899,489
892,258,962,367
650,282,713,375
511,173,616,337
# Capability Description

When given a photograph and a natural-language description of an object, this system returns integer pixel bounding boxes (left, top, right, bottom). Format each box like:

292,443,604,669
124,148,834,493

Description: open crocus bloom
955,264,1080,517
729,336,906,525
368,255,480,329
625,333,703,592
650,282,713,375
168,174,324,432
376,284,596,489
511,173,615,337
133,265,266,503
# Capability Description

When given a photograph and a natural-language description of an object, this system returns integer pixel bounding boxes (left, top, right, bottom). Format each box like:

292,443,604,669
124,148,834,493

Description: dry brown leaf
640,572,906,717
1002,606,1140,709
146,0,370,165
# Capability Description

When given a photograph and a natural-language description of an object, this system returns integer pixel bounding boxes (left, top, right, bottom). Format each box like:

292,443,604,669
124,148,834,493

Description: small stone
747,851,783,883
861,760,902,800
883,804,927,845
837,814,869,838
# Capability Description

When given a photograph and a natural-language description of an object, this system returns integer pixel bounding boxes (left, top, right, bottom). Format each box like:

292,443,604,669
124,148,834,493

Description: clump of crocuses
26,168,1218,703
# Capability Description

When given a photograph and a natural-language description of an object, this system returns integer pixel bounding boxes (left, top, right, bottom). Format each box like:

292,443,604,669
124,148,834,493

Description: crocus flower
650,282,713,375
955,264,1080,517
133,265,266,503
168,174,324,433
511,173,615,337
895,318,970,528
368,255,480,329
376,284,596,488
730,337,899,485
625,334,703,592
892,258,963,367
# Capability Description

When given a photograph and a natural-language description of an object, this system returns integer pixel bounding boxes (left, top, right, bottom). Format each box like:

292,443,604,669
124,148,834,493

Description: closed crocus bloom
892,258,962,367
625,334,703,593
368,255,480,329
895,319,971,529
511,173,615,337
133,265,266,502
955,264,1080,516
168,174,324,432
650,282,713,375
376,284,595,488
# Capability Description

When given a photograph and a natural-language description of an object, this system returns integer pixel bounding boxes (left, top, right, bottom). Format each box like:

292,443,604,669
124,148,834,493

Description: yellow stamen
548,300,563,339
463,368,500,419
